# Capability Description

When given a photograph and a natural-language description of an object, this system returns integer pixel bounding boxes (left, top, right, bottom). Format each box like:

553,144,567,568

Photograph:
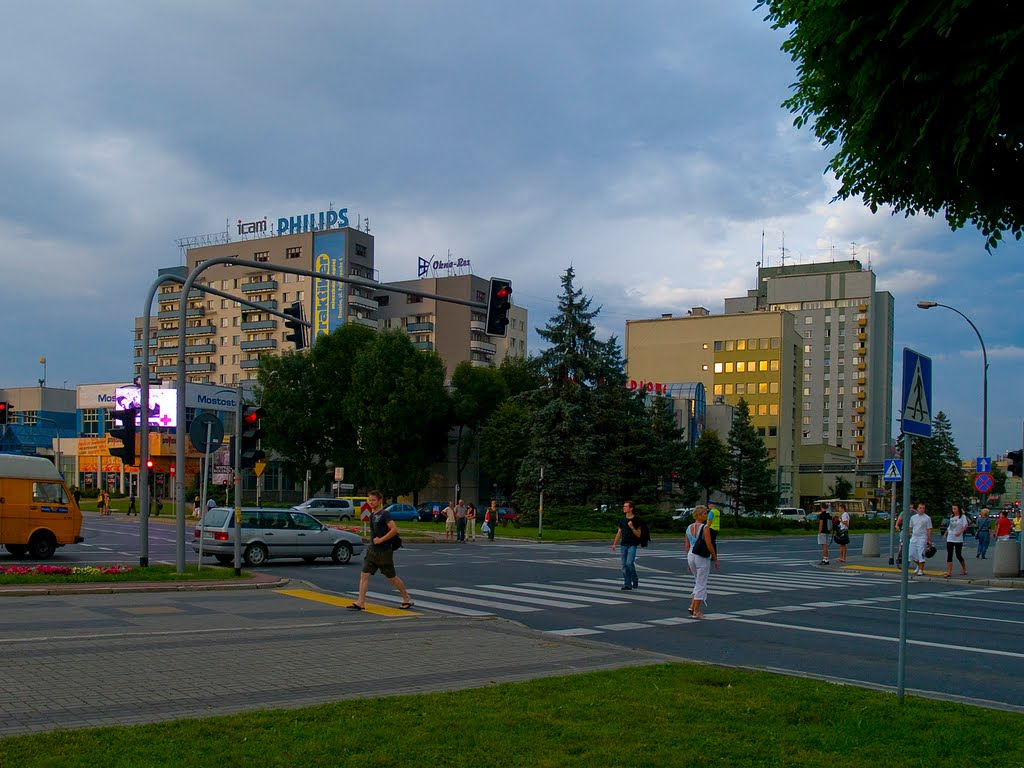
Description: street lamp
916,301,988,458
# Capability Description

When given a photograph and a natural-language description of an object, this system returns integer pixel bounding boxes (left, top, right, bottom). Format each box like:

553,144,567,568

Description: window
804,359,811,367
770,360,779,371
803,402,811,410
805,330,813,339
769,404,778,416
355,243,368,257
757,427,766,436
758,383,768,394
232,335,240,345
701,364,709,371
724,384,734,395
759,360,768,371
804,387,811,396
702,343,709,350
769,425,778,436
759,338,769,349
286,247,301,259
714,384,723,395
805,316,813,324
803,416,810,425
714,341,723,352
804,373,811,381
407,295,424,304
758,404,768,416
803,430,811,439
771,337,780,348
734,361,742,373
254,251,269,263
714,362,723,373
769,382,779,394
725,340,735,351
748,339,758,350
736,383,746,395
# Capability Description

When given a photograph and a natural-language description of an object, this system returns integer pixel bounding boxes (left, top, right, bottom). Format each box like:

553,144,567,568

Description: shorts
817,533,830,545
445,520,455,533
908,539,926,563
361,546,397,578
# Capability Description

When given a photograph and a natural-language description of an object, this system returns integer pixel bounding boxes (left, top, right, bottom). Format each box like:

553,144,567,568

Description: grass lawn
0,564,245,585
0,663,1018,767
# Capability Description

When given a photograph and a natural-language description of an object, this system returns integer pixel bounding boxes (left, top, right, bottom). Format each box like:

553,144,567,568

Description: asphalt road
29,516,1024,711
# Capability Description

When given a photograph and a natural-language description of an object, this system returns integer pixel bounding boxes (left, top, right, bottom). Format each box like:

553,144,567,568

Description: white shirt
910,512,933,541
946,515,968,543
840,511,850,531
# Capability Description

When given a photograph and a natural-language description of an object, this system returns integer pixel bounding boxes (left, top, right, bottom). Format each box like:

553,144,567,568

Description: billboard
313,230,347,338
114,386,178,428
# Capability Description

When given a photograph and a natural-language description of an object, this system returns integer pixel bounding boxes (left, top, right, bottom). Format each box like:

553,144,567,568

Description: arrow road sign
974,472,994,494
976,457,992,474
883,459,903,483
901,348,932,438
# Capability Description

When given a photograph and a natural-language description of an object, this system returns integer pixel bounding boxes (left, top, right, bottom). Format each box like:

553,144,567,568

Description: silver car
192,507,364,566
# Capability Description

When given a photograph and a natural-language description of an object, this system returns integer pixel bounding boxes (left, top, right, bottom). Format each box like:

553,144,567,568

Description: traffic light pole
233,385,243,575
172,255,493,573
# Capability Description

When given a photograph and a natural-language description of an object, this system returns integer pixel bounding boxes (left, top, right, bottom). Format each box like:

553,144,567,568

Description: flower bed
0,565,132,576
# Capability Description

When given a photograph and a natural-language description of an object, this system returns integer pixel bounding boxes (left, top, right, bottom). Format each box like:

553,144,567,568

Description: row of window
771,298,868,312
802,313,866,324
713,382,780,396
712,359,780,374
713,337,781,352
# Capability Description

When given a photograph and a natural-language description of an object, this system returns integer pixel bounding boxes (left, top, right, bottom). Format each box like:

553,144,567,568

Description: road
32,516,1024,711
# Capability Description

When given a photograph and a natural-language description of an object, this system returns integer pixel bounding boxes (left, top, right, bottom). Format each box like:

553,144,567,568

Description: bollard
992,539,1019,578
861,532,880,557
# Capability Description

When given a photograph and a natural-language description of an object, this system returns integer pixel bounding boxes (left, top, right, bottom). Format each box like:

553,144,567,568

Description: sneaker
915,568,923,575
620,586,632,591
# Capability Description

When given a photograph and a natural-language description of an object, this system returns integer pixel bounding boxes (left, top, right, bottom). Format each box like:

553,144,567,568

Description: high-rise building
724,260,894,464
134,226,376,387
625,308,804,505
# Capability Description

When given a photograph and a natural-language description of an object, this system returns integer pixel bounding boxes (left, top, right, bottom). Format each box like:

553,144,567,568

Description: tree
909,410,972,512
258,350,328,485
726,399,778,520
757,2,1024,249
479,398,534,499
693,429,730,505
450,361,509,497
828,476,854,499
536,267,603,392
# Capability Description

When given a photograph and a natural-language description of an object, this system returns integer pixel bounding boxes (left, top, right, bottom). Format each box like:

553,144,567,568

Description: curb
0,574,290,597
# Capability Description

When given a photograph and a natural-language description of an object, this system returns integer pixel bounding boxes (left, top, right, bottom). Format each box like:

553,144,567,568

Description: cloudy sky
2,1,1021,459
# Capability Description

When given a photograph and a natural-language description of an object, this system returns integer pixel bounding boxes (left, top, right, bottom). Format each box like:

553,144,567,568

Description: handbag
692,524,711,557
390,535,403,551
924,543,937,558
833,528,850,545
481,522,491,534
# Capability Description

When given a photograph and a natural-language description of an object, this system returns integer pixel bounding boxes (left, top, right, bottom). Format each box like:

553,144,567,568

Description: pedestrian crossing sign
883,459,903,483
900,348,932,438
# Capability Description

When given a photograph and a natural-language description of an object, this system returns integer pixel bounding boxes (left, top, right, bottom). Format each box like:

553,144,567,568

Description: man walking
127,493,137,516
817,503,831,564
611,501,642,590
348,490,414,611
909,502,934,576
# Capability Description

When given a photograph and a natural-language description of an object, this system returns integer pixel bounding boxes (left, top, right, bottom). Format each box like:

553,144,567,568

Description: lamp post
916,301,988,459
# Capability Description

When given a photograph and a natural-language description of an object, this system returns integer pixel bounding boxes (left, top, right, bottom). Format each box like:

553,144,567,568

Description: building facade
724,260,894,464
625,308,804,506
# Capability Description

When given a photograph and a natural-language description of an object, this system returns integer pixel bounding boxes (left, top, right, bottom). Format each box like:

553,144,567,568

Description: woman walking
976,508,992,559
683,506,718,618
944,503,968,578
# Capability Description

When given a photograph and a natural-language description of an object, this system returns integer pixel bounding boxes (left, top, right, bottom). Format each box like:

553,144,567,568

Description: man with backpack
817,502,832,564
611,501,644,590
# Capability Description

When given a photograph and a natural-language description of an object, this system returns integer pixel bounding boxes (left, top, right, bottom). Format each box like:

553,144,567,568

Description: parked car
776,507,807,523
383,503,420,521
292,497,356,521
496,506,520,527
416,501,447,522
672,508,694,523
192,507,363,566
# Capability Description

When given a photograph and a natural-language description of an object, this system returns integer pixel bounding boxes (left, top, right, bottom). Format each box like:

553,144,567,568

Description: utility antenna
761,229,766,268
850,241,858,262
780,231,788,268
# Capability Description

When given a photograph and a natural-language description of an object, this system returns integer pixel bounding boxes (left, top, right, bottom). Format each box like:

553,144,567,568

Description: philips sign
277,208,349,236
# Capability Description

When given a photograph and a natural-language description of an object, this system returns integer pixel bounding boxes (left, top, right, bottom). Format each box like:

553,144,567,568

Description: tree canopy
757,1,1024,249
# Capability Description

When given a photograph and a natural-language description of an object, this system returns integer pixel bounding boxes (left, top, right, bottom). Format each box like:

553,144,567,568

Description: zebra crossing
513,552,818,569
364,569,899,618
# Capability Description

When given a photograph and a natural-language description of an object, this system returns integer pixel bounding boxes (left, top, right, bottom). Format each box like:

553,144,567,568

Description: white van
0,455,84,558
776,507,806,522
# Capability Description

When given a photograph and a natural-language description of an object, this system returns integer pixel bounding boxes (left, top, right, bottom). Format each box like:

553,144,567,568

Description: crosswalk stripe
515,583,627,605
444,585,589,609
364,591,491,616
404,588,540,613
551,580,667,602
587,577,744,596
641,576,768,595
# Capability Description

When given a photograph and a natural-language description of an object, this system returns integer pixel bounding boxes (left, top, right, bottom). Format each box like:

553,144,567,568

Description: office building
625,308,803,505
724,260,894,464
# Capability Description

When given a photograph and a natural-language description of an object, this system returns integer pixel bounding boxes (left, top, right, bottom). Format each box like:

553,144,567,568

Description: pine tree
909,411,972,513
693,429,730,505
726,399,779,520
536,267,602,392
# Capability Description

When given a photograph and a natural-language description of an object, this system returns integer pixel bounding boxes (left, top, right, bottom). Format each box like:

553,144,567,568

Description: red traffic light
243,406,266,426
496,286,510,299
146,459,154,469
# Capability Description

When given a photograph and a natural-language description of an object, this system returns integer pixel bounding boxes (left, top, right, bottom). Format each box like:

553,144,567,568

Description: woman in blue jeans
611,501,642,590
976,508,991,559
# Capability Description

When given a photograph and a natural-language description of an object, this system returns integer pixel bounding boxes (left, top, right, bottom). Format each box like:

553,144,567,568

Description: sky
1,1,1021,460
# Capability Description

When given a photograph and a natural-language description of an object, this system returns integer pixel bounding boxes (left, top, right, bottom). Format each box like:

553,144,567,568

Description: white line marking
444,586,588,609
593,622,651,631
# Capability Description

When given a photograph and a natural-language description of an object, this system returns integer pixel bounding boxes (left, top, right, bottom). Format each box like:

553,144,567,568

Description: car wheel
243,542,268,567
28,531,57,560
302,556,318,563
339,514,352,521
214,555,233,565
331,542,353,564
4,544,27,557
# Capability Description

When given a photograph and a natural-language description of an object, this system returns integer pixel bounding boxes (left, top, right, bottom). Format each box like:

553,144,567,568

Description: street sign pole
897,432,912,702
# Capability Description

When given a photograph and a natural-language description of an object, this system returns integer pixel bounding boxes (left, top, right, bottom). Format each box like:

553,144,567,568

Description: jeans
977,532,990,558
456,518,467,541
620,545,638,587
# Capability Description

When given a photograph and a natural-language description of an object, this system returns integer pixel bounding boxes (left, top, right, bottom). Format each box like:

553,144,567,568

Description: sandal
399,602,415,610
346,604,364,611
692,612,705,619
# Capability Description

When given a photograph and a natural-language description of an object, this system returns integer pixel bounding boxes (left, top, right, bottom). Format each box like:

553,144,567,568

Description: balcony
412,340,434,351
855,449,864,458
348,293,379,312
241,280,278,293
856,391,866,399
857,362,866,371
855,420,865,429
241,319,279,332
469,320,486,333
240,338,278,351
241,300,278,312
406,321,435,333
156,365,177,375
240,359,262,370
856,347,867,356
857,317,867,327
156,328,180,338
470,359,494,368
133,338,157,348
855,434,865,443
857,376,866,385
855,406,866,414
470,339,497,354
186,343,217,354
185,324,217,337
349,316,378,329
159,289,202,303
158,307,205,319
857,332,866,342
186,363,216,373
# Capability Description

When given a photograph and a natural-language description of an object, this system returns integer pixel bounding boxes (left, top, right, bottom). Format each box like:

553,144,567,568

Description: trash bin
862,532,880,557
992,539,1019,578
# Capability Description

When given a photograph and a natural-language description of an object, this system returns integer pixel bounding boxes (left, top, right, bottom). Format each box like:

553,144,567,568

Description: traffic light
485,277,513,337
1009,449,1023,478
283,301,307,350
239,405,266,470
0,401,10,425
109,406,138,467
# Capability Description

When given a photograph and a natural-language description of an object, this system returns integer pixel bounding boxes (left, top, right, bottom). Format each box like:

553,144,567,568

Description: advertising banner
313,231,347,338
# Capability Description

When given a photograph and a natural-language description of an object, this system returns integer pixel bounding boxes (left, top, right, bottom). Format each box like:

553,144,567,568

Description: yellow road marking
276,588,419,616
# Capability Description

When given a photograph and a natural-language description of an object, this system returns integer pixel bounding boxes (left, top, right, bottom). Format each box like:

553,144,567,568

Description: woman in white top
683,505,718,619
944,503,969,578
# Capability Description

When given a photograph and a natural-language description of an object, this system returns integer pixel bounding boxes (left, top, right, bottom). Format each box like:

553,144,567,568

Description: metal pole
896,433,912,702
233,385,243,575
538,467,544,539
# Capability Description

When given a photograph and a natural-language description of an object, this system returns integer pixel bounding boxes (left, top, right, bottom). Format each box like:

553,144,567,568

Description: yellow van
339,496,370,513
0,455,84,559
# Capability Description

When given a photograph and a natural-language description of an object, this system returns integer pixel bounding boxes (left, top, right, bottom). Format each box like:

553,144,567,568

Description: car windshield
203,508,232,528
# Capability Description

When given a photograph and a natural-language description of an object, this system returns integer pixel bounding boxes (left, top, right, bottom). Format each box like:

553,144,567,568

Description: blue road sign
976,457,992,474
901,348,932,438
883,459,903,483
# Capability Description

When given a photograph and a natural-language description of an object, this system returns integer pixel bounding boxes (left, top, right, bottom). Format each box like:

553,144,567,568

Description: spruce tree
726,399,779,520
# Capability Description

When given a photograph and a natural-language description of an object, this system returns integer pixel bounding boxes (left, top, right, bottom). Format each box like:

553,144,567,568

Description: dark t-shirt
619,516,641,546
818,510,831,532
370,509,394,547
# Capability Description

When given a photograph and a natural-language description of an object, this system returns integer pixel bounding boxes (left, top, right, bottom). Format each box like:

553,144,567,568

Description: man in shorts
817,503,832,564
348,491,414,611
